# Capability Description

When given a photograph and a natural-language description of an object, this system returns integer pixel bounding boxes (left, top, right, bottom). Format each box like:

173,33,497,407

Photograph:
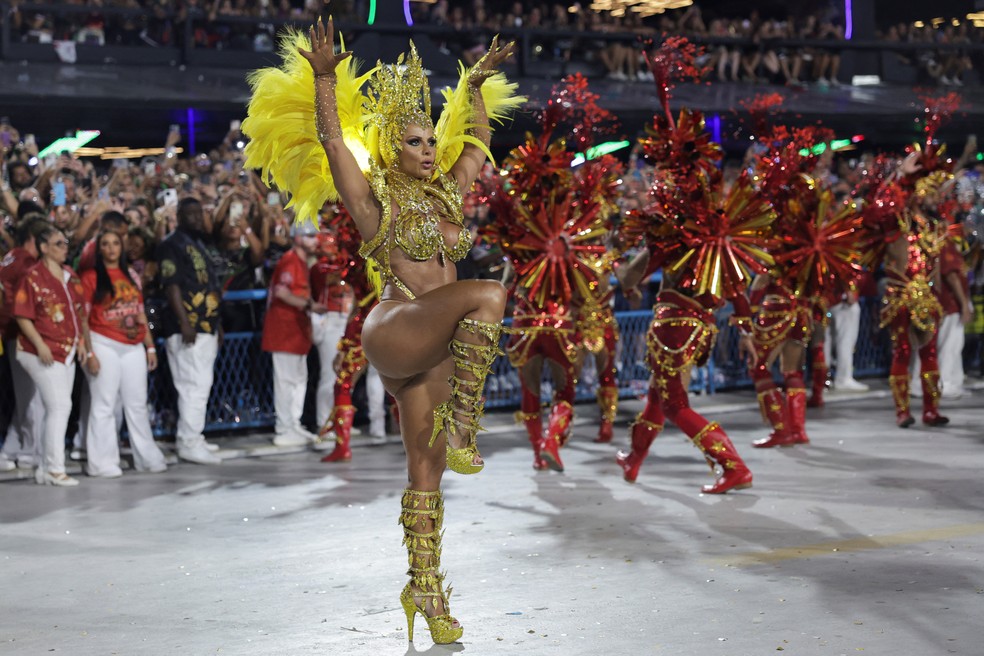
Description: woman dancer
243,19,523,644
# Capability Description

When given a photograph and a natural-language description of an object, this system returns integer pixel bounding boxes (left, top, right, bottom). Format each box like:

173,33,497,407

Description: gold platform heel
399,489,463,644
430,318,503,475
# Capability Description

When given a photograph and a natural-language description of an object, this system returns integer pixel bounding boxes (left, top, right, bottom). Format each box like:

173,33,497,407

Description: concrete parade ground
1,384,983,656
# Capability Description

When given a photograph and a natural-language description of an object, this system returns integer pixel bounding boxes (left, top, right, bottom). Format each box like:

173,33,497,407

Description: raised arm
299,18,378,237
449,36,516,192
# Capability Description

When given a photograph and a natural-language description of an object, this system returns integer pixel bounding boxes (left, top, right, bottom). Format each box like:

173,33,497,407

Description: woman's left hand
86,353,101,376
147,349,158,372
469,35,515,87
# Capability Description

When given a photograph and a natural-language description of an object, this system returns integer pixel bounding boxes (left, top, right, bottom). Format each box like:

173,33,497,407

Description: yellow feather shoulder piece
434,63,526,175
242,30,377,224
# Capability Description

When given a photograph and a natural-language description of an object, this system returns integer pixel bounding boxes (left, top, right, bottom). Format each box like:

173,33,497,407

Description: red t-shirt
81,267,148,345
261,249,312,355
0,247,38,342
14,262,86,363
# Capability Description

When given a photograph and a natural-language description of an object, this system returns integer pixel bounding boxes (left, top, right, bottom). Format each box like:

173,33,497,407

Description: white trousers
310,311,348,428
16,350,76,474
937,313,965,396
829,301,861,383
85,333,167,475
272,351,308,437
165,333,218,449
2,338,44,464
366,363,386,437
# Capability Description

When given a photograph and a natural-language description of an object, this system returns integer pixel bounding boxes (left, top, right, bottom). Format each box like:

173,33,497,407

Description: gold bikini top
359,166,472,300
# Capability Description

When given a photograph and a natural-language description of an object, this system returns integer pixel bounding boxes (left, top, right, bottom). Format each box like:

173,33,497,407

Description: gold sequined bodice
359,166,472,300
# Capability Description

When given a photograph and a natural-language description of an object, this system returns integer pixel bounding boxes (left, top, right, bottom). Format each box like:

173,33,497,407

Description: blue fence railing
140,295,903,436
0,291,951,439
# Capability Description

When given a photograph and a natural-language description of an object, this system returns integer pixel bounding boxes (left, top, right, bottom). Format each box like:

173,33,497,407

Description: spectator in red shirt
261,222,327,446
0,216,47,472
14,225,93,486
81,229,168,477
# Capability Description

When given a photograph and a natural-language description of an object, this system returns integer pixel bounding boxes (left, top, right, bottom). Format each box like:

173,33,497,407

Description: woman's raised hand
298,17,352,77
468,35,515,87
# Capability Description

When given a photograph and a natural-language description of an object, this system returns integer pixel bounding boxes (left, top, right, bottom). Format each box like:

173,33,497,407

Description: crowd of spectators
0,117,353,482
5,1,982,87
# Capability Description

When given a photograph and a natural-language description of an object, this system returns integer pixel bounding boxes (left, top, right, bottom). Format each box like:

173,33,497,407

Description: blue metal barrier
140,295,908,437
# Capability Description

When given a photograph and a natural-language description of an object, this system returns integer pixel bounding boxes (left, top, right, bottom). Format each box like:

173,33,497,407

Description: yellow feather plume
434,63,526,175
242,30,376,224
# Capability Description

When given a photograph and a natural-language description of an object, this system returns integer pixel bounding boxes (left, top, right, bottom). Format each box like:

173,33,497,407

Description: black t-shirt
156,227,224,336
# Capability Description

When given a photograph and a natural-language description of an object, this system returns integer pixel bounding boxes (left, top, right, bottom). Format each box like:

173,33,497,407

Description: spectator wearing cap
261,221,328,447
157,197,224,465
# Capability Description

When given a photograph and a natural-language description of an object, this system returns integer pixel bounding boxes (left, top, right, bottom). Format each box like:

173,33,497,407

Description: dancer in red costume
872,165,952,427
866,94,961,428
738,95,864,448
486,74,621,472
317,211,380,462
614,38,777,494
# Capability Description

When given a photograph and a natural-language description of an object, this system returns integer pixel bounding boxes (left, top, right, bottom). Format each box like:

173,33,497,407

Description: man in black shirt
157,198,224,465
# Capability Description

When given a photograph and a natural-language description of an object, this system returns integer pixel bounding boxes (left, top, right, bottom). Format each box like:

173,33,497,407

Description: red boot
539,401,572,472
516,409,547,470
920,370,950,426
616,414,662,483
807,364,828,408
753,388,795,448
889,374,915,428
693,422,753,494
320,405,355,462
593,386,618,443
596,420,613,444
784,372,810,444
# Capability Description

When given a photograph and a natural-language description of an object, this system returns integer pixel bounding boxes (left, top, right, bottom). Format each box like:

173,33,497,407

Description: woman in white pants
81,228,168,477
14,226,91,486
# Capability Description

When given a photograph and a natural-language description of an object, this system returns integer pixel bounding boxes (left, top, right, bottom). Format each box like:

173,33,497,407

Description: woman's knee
467,280,507,320
477,280,507,311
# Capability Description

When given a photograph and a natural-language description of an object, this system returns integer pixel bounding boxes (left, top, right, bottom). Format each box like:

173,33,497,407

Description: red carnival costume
866,94,960,427
486,74,621,472
740,93,863,447
318,208,381,462
874,178,950,427
615,38,778,493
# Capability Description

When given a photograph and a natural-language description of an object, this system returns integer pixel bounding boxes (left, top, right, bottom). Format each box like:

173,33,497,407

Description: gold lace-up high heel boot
431,318,503,475
399,489,463,644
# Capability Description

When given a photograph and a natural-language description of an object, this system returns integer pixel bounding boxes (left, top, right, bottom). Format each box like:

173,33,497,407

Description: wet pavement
1,382,983,655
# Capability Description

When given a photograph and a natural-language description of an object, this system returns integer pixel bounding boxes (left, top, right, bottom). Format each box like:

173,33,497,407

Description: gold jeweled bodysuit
359,167,472,300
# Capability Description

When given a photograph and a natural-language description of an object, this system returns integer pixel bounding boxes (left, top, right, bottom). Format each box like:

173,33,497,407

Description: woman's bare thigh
362,279,506,382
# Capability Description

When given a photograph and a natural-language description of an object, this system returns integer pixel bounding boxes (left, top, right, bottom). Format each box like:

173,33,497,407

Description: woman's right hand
37,343,54,366
298,17,352,77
